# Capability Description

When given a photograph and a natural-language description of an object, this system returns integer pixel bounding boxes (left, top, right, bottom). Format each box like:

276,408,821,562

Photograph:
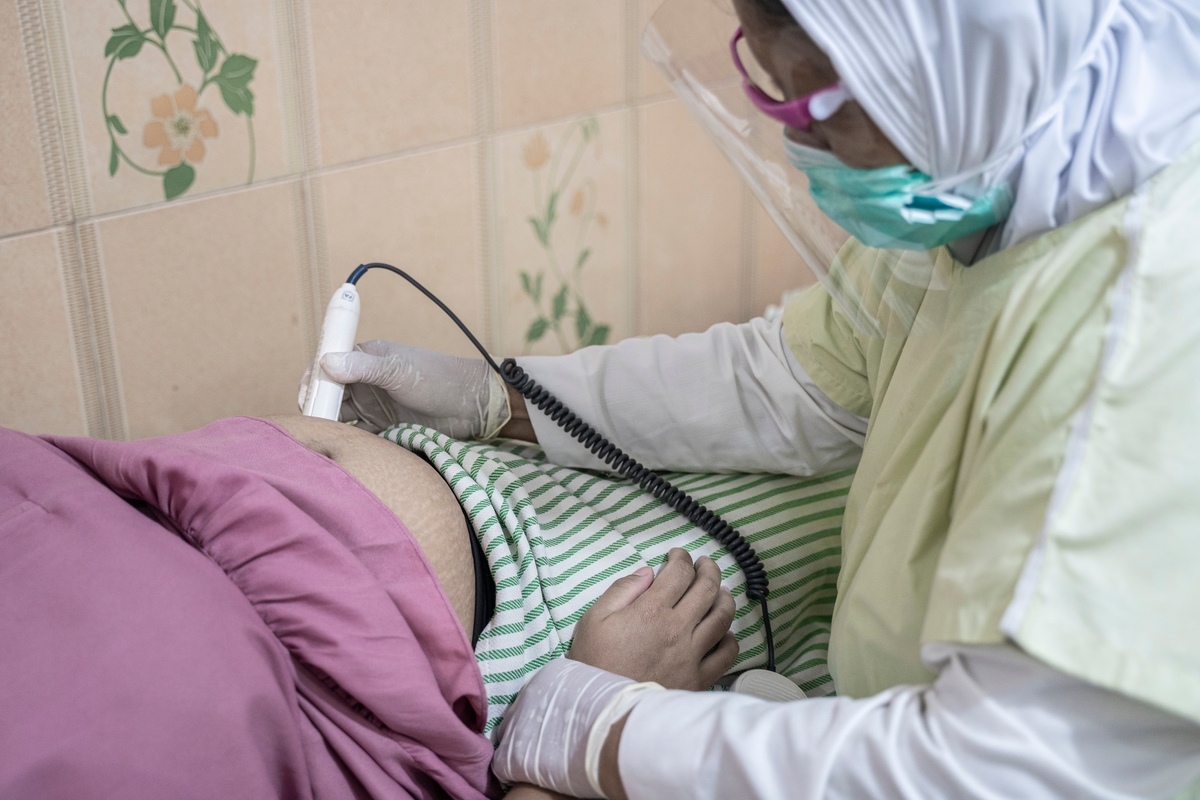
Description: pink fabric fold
0,417,497,799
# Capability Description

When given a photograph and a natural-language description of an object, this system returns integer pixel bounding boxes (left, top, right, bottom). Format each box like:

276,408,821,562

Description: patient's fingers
585,566,655,620
674,555,723,621
693,585,735,651
642,548,696,607
699,632,740,688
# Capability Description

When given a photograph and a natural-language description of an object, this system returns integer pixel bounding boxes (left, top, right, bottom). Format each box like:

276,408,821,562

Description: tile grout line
17,0,96,436
76,223,130,439
470,0,502,353
624,0,642,337
272,0,317,361
285,0,328,357
47,0,129,439
0,96,686,249
23,0,127,439
17,0,69,226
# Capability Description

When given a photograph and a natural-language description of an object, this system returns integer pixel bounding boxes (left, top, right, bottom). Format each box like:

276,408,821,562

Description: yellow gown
784,140,1200,724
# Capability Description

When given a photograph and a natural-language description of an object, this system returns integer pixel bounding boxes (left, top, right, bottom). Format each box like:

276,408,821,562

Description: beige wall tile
99,182,309,438
637,0,738,99
0,0,53,236
0,231,85,435
637,0,670,98
755,201,817,312
62,0,294,216
638,99,743,336
310,0,473,167
321,144,483,358
495,0,625,129
496,111,627,357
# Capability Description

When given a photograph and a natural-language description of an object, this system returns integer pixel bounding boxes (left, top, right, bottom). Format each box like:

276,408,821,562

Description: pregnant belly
267,415,476,635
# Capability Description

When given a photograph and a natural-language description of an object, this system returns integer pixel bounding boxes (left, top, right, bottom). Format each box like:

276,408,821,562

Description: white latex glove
493,659,663,797
297,340,511,438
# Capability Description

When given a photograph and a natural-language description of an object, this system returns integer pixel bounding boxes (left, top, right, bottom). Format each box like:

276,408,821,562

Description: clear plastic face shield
642,0,952,337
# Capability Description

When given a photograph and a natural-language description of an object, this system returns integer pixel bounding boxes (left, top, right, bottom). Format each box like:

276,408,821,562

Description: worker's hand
297,340,510,438
493,658,653,797
569,548,739,691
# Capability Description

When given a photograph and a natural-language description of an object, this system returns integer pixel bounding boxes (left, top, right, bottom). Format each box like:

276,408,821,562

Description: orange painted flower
143,85,218,166
523,132,550,171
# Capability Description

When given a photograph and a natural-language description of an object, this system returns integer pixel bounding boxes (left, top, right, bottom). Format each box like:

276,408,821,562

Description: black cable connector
348,262,776,672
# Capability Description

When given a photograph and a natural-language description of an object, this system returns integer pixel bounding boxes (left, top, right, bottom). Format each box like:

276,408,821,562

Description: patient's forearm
499,384,538,442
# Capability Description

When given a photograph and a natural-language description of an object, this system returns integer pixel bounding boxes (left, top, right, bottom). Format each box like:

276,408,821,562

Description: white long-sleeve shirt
521,317,868,476
518,320,1200,799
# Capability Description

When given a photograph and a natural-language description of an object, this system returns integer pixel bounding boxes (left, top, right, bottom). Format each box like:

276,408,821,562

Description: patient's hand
568,548,737,691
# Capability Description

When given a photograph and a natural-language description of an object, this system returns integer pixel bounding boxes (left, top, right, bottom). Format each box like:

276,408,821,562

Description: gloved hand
493,658,663,798
297,340,511,438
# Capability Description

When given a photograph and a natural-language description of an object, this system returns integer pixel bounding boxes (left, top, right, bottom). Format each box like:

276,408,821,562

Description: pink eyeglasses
730,27,850,131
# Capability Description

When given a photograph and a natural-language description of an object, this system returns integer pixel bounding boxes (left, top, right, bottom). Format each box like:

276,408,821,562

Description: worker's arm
606,643,1200,800
516,316,867,475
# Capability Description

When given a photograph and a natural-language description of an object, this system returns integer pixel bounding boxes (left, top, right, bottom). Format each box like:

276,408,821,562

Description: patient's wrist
498,385,538,442
599,713,630,800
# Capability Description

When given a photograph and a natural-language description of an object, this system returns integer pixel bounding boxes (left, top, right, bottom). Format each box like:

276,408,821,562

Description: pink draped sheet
0,417,499,799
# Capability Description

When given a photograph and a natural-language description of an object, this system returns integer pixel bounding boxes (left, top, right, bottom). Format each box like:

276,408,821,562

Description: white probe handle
302,283,361,420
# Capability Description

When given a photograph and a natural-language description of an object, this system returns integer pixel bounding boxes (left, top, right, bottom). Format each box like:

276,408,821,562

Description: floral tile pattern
101,0,259,200
63,0,291,214
3,1,823,437
498,110,628,356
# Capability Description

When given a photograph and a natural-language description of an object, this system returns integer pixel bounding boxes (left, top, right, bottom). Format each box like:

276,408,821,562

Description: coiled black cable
347,262,775,671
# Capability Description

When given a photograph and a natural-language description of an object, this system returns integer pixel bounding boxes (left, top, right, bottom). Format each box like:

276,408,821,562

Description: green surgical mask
784,137,1014,252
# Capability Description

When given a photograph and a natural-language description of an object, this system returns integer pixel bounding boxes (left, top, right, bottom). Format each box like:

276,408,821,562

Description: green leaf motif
528,216,548,247
587,325,611,347
576,248,591,270
109,140,119,176
520,271,543,303
104,24,145,60
551,285,569,322
526,318,549,343
546,191,559,229
163,162,195,200
107,114,127,135
214,54,258,116
149,0,176,40
193,10,217,74
575,303,591,340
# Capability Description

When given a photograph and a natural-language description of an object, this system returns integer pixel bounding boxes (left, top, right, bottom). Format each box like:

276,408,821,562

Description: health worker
307,0,1200,797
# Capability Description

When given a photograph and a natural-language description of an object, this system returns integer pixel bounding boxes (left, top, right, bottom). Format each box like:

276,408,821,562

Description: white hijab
781,0,1200,247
